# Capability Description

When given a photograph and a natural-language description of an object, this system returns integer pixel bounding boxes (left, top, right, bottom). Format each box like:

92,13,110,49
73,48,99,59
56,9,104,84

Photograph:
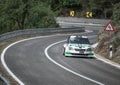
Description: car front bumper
65,51,94,57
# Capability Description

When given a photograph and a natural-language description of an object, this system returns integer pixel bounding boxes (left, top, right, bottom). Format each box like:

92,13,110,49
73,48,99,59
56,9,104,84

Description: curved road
2,31,120,85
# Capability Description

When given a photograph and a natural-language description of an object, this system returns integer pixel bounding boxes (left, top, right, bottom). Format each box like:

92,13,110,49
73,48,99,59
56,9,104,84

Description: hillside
95,24,120,63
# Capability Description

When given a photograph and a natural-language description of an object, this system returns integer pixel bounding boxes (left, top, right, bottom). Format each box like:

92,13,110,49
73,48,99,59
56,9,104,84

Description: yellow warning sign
70,11,74,17
86,12,92,18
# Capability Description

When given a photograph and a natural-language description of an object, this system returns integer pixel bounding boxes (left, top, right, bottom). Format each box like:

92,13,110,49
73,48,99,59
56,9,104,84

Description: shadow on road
66,56,96,59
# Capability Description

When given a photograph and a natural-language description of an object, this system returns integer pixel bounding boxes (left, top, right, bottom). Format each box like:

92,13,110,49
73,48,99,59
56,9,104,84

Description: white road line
1,36,53,85
0,35,59,85
1,32,90,85
92,43,120,69
44,40,105,85
1,41,25,85
95,54,120,69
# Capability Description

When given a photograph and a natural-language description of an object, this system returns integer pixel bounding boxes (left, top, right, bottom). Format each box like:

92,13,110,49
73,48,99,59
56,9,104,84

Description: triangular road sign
104,22,115,32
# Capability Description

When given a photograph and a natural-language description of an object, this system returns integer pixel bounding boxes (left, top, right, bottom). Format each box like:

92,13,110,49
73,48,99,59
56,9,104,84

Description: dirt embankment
95,24,120,64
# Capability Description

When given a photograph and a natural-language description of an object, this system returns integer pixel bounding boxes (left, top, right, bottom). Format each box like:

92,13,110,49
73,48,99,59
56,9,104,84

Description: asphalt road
3,30,120,85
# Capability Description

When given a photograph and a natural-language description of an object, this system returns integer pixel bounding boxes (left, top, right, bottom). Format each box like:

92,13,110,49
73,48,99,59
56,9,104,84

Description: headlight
69,47,74,50
87,48,93,51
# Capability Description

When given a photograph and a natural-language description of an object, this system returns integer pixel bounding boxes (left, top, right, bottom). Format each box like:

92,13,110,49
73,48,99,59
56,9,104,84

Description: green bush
0,0,57,34
113,2,120,23
26,4,56,28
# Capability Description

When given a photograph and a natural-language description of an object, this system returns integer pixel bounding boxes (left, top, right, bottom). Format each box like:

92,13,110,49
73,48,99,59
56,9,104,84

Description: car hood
68,43,91,48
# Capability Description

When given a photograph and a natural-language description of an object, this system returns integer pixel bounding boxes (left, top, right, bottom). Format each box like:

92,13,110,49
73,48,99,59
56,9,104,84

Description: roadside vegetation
0,0,57,34
49,0,119,18
0,0,120,34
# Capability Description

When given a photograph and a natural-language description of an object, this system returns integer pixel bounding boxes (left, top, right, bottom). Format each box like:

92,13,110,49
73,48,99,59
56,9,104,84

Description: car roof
68,35,90,44
69,35,88,39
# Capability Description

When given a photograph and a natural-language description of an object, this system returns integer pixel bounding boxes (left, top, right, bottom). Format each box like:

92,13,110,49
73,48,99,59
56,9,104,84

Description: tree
26,3,56,28
0,0,57,34
0,0,31,30
113,2,120,23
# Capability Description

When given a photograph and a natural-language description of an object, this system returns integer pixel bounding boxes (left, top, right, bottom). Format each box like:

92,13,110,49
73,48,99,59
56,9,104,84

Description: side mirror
63,43,67,48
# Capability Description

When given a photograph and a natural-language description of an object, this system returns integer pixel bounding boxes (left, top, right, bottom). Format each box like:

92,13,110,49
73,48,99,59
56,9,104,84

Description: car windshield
69,37,90,44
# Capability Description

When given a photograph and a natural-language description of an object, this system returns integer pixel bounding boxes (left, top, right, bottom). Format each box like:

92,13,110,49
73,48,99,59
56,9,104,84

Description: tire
65,55,68,57
63,48,65,55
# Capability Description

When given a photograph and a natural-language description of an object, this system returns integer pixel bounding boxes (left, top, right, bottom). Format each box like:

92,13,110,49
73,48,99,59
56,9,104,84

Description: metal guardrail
56,17,110,24
0,27,84,42
56,17,110,28
0,74,10,85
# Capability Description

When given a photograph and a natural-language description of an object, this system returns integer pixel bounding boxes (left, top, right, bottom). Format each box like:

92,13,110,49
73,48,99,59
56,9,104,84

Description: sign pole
109,32,112,58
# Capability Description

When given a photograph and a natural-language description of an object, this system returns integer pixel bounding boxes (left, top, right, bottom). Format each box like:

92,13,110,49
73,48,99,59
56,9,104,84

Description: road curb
95,54,120,69
92,43,120,69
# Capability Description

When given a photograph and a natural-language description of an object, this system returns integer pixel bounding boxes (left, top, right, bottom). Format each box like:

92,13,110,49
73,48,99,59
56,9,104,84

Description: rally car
63,35,94,57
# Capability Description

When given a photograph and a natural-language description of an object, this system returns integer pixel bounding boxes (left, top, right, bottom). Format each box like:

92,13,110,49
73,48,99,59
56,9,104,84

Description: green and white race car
63,35,94,57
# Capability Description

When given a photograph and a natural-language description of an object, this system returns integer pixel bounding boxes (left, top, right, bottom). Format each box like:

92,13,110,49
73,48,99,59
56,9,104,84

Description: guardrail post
0,74,10,85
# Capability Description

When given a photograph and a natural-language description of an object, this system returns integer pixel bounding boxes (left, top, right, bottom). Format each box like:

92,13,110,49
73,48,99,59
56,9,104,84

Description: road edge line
0,31,94,85
1,41,25,85
92,43,120,69
45,40,104,85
